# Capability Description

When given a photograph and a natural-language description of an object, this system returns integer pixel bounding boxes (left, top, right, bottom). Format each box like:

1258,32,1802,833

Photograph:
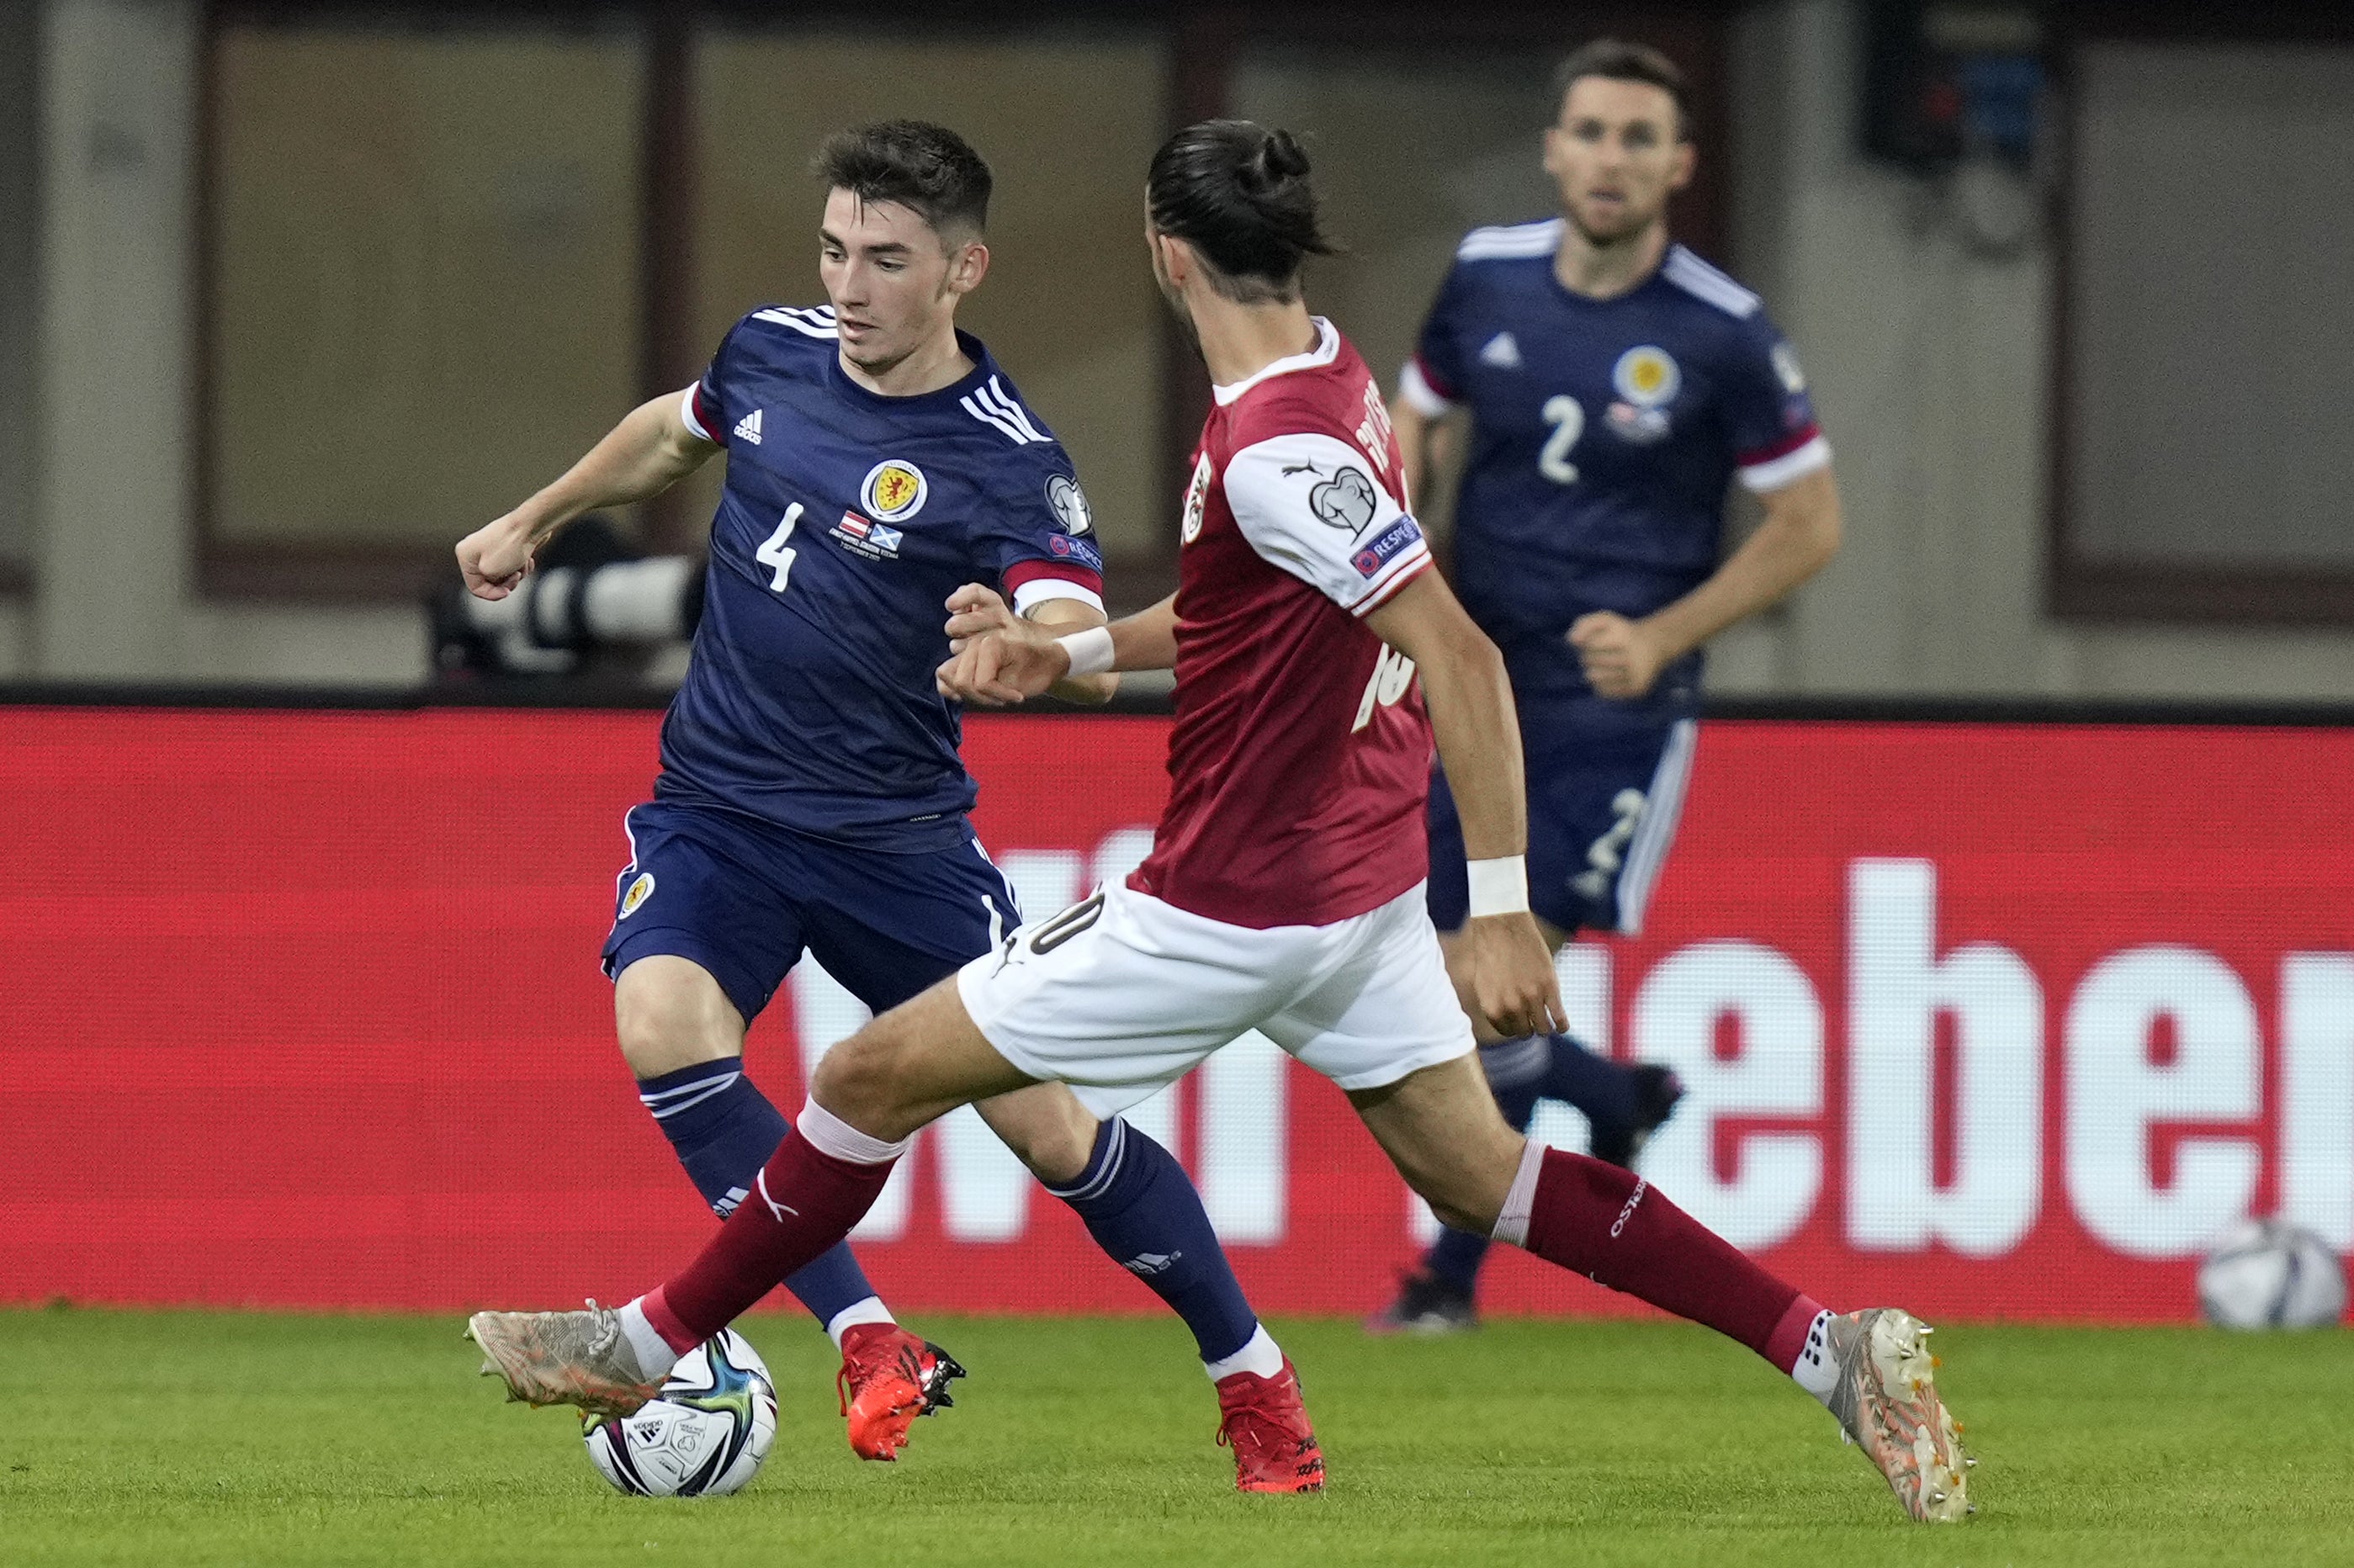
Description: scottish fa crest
1608,345,1680,444
861,459,928,522
1611,346,1680,407
619,872,655,919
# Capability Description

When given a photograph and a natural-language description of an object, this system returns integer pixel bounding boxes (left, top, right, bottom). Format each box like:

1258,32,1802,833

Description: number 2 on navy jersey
1539,395,1584,485
756,504,803,591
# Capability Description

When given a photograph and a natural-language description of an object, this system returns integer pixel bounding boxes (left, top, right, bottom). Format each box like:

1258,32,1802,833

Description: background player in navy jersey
453,121,1290,1473
1371,40,1846,1334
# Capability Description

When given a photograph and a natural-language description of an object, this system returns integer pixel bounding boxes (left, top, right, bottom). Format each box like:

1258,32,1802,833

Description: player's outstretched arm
455,386,718,600
937,587,1179,706
1570,465,1842,698
1363,571,1561,1039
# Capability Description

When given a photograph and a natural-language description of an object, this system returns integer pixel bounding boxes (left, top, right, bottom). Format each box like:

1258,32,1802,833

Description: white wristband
1466,855,1530,919
1053,625,1115,679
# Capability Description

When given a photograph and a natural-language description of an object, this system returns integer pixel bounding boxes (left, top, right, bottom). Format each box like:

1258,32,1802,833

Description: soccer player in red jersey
468,121,1971,1522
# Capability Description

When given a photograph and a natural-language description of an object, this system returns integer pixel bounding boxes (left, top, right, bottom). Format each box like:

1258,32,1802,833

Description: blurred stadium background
3,0,2351,1333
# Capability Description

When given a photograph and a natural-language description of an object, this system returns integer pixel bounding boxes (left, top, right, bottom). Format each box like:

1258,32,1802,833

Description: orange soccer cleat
1215,1357,1326,1494
835,1323,967,1461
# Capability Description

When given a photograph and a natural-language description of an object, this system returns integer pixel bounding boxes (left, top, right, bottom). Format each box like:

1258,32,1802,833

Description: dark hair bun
1147,119,1335,301
1251,129,1312,187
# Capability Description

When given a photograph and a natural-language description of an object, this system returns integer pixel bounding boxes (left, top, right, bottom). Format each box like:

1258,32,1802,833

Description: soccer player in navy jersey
1370,40,1845,1334
454,121,1288,1473
464,120,1969,1523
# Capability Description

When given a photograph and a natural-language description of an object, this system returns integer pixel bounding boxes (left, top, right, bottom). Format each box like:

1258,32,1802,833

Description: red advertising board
2,707,2348,1323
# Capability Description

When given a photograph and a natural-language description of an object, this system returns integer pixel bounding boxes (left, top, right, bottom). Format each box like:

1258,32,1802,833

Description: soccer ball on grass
2197,1219,2347,1331
584,1327,778,1496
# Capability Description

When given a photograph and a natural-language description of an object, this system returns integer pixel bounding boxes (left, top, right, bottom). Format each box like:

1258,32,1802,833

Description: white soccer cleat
466,1300,664,1422
1822,1307,1974,1523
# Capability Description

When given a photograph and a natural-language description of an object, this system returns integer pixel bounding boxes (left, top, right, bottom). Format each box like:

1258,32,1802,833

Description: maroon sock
1521,1148,1822,1373
642,1129,899,1352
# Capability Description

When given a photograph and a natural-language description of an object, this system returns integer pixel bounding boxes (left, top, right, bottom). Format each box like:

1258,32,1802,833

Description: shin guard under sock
644,1107,905,1353
1045,1117,1259,1365
1505,1145,1821,1371
634,1057,885,1334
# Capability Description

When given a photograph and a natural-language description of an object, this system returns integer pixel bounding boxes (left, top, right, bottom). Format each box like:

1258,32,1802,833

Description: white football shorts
956,877,1475,1117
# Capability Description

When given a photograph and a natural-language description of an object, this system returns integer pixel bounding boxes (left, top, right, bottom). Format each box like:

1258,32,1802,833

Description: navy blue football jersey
1402,222,1827,704
660,304,1105,846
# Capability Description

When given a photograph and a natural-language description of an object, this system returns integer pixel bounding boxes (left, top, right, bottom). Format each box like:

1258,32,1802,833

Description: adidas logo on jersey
733,409,763,445
1478,332,1522,369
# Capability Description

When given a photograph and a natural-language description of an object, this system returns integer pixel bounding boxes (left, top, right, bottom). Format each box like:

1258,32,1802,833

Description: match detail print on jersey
1220,433,1431,617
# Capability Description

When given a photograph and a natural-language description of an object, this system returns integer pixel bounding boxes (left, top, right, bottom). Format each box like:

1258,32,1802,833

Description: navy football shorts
599,798,1021,1024
1426,703,1699,938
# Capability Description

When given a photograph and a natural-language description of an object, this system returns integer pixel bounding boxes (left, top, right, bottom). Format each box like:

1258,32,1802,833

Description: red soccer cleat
1215,1357,1326,1494
836,1322,966,1461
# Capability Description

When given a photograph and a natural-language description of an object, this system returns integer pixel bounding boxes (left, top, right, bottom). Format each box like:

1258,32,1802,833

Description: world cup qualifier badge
860,459,928,522
1607,345,1679,443
1045,474,1094,536
1771,341,1808,394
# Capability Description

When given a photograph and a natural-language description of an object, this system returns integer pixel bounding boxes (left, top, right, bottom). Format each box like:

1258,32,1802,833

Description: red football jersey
1130,320,1437,929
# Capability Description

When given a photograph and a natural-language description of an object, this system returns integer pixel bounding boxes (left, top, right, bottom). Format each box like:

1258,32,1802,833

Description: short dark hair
813,119,991,238
1147,119,1336,305
1551,39,1694,142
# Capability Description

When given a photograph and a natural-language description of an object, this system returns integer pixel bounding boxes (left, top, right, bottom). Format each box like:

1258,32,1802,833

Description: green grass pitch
6,1306,2351,1566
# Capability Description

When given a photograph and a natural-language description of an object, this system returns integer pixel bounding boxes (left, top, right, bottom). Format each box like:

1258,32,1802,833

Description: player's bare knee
612,997,684,1077
976,1087,1098,1185
612,956,740,1078
809,1029,909,1127
1023,1112,1100,1186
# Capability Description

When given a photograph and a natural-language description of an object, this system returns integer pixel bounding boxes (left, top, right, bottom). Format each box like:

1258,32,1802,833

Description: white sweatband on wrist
1465,855,1530,918
1053,625,1115,679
